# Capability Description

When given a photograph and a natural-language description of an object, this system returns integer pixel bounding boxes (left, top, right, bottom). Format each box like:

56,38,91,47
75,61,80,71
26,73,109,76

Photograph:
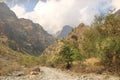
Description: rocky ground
0,67,120,80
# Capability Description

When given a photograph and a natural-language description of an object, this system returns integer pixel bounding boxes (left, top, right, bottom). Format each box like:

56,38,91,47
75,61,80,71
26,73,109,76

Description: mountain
43,23,89,54
66,23,89,45
0,2,55,55
43,10,120,60
57,25,73,38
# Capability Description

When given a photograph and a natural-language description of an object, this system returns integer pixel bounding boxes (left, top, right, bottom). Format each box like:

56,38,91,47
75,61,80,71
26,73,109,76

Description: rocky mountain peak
57,25,73,38
0,2,9,10
0,2,17,21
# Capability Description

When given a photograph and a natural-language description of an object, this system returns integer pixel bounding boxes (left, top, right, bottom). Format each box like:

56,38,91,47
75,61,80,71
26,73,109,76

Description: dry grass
0,62,22,76
84,58,100,66
70,58,104,74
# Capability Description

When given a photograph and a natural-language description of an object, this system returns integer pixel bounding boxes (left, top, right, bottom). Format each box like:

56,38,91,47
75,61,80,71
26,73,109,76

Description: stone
29,67,40,75
32,67,40,72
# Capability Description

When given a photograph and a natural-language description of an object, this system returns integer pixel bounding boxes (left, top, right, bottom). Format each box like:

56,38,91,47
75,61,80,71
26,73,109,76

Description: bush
81,14,120,74
57,40,84,69
19,56,39,67
100,37,120,72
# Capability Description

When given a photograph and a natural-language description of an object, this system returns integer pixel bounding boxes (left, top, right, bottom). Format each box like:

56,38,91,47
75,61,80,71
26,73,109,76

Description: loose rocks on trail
0,67,120,80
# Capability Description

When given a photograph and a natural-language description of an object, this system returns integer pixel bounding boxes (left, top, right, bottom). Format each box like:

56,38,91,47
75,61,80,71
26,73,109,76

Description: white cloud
112,0,120,11
11,0,111,34
11,5,25,18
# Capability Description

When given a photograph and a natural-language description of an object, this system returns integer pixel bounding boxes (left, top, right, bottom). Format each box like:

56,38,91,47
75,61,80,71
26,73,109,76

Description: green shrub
57,40,84,69
19,56,39,67
81,14,120,74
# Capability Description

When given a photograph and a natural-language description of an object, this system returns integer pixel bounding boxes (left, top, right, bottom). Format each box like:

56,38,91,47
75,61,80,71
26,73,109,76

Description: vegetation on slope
81,14,120,74
39,13,120,75
0,36,40,75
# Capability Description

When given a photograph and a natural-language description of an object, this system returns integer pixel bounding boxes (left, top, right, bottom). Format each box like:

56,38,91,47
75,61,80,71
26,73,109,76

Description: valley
0,1,120,80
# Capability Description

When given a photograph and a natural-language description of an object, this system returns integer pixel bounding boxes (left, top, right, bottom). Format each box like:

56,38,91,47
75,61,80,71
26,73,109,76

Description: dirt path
0,67,120,80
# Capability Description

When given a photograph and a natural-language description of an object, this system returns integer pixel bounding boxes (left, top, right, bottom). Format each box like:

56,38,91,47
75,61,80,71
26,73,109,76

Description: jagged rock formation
57,25,73,38
0,2,55,55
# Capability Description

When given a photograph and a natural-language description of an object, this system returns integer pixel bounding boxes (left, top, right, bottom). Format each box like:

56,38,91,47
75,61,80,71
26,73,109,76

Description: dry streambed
0,67,120,80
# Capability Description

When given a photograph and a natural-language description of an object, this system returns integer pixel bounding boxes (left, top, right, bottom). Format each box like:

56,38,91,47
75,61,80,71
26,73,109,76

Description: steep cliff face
0,2,55,55
18,18,55,55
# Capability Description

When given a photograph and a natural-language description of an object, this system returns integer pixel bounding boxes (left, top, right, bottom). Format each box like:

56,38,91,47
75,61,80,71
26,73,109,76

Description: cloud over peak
112,0,120,11
10,0,120,34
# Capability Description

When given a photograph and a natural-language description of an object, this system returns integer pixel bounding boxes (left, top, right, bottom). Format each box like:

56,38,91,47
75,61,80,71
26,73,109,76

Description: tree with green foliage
81,13,120,73
59,40,83,69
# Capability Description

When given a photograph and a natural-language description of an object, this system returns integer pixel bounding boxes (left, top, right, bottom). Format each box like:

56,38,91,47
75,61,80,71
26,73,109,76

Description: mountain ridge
0,2,55,55
57,25,73,38
43,23,89,55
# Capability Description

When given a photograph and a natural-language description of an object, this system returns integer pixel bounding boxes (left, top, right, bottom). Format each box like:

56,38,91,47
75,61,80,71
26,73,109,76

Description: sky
5,0,120,34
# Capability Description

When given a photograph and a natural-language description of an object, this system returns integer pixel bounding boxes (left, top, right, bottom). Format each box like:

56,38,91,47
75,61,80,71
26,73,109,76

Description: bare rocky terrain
0,67,120,80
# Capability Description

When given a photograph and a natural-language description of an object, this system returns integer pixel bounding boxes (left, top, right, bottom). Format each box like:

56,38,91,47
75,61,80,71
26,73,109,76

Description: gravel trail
0,67,120,80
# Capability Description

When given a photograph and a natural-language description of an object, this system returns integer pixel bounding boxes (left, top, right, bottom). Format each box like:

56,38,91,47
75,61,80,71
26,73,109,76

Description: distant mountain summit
43,23,89,55
57,25,73,38
0,2,55,55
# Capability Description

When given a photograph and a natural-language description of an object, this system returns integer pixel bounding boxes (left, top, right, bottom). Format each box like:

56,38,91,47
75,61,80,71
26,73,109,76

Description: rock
29,67,40,75
17,73,25,77
32,67,40,72
96,70,103,74
9,71,25,77
30,71,39,75
0,67,120,80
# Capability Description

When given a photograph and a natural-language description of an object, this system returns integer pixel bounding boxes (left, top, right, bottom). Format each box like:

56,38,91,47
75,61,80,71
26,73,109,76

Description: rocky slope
0,67,120,80
0,2,55,55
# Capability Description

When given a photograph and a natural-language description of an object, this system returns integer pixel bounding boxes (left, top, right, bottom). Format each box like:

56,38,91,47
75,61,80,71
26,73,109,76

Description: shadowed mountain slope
0,2,55,55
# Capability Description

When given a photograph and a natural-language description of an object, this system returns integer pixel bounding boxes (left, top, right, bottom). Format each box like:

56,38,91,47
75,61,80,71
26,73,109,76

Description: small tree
59,42,73,69
59,40,83,69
